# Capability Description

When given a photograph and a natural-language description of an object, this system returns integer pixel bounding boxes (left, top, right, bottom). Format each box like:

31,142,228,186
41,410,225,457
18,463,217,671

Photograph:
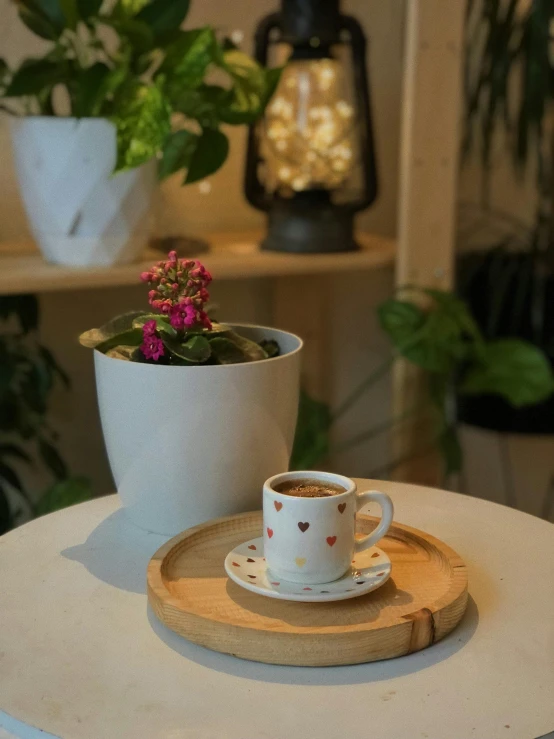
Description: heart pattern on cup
274,501,283,512
266,527,274,538
338,503,346,514
326,536,337,547
246,558,255,563
298,522,310,533
295,557,307,568
248,545,256,550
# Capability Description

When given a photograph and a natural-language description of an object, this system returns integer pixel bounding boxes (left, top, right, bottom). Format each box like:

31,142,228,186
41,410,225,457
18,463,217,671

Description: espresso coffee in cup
273,478,346,498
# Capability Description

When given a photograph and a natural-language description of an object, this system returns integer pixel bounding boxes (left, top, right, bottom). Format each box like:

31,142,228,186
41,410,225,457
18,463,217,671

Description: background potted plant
292,287,554,488
459,0,554,434
0,0,277,267
0,295,90,534
80,251,302,535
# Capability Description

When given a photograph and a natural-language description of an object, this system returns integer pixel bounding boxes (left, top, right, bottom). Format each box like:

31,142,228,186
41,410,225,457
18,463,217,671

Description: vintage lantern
244,0,378,253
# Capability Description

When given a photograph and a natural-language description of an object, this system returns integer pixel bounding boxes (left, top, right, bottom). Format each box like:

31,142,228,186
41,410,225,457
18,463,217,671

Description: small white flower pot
10,117,156,267
94,325,303,535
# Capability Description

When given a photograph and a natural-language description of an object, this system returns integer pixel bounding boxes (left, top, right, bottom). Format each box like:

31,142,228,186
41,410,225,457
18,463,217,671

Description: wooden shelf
0,232,395,295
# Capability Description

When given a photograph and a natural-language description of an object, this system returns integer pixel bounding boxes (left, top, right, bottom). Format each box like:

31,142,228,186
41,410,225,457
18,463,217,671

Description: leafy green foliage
0,296,91,533
161,27,216,90
158,130,198,179
113,81,172,171
259,339,280,359
184,128,229,184
1,0,277,183
461,338,554,407
35,476,91,516
162,334,211,364
135,0,190,37
295,286,554,480
78,310,146,348
290,390,332,470
464,0,554,206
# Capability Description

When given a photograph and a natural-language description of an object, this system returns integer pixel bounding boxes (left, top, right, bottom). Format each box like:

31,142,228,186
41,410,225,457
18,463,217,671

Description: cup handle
354,490,394,553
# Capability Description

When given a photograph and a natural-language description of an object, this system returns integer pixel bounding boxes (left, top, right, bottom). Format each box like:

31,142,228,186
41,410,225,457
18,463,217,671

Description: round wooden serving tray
147,511,468,667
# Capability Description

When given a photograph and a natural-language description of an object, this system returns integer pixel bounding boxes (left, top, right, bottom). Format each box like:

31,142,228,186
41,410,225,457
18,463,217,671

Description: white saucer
224,537,391,603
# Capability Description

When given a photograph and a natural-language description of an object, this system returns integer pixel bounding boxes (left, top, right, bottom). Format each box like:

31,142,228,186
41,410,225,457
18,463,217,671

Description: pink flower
140,322,164,361
140,252,212,331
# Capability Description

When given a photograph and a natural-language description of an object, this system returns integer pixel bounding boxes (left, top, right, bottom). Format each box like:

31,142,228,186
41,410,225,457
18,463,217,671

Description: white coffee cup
263,470,394,584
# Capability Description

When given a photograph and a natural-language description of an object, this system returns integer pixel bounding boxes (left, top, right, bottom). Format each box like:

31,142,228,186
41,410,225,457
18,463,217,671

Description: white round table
1,481,553,739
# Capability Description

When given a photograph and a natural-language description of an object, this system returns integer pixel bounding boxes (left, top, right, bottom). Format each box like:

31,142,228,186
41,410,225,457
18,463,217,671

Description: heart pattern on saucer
225,537,392,603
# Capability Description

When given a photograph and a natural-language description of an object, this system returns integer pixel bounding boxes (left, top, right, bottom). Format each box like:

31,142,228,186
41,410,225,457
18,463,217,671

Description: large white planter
10,117,156,267
94,325,302,535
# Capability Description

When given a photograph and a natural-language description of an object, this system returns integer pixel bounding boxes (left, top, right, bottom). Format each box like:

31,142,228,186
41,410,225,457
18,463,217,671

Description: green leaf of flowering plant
163,334,211,364
79,310,146,348
132,313,176,336
223,331,268,362
95,328,144,354
259,339,280,358
208,337,247,365
460,338,554,407
112,80,171,171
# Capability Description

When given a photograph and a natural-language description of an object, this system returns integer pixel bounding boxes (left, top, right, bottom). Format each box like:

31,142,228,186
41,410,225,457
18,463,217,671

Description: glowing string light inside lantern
263,58,355,193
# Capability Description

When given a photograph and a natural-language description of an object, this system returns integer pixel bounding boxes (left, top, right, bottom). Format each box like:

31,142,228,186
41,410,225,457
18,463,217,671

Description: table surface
1,481,553,739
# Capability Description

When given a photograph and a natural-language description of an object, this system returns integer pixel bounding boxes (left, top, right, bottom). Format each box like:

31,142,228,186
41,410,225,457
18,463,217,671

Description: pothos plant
292,288,554,478
0,296,90,534
0,0,279,182
79,250,280,364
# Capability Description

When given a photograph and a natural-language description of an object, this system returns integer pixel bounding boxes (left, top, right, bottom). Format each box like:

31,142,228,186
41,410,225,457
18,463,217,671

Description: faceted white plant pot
10,117,156,267
94,325,303,535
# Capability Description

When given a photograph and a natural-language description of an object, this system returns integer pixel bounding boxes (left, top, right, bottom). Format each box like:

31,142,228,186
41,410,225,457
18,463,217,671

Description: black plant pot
456,248,554,435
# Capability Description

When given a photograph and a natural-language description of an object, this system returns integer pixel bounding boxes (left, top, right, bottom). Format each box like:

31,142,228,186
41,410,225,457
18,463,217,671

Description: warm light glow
263,58,355,193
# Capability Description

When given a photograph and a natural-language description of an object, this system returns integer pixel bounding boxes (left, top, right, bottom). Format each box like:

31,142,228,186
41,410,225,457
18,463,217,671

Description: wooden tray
147,511,468,667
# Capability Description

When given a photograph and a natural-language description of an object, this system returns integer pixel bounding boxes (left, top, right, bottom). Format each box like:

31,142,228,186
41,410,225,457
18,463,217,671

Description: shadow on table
61,509,167,594
146,595,479,687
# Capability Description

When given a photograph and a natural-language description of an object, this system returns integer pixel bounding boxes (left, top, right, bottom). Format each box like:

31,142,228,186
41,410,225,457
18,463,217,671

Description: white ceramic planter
94,325,302,535
10,117,156,267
